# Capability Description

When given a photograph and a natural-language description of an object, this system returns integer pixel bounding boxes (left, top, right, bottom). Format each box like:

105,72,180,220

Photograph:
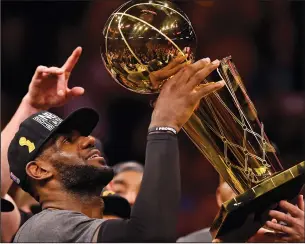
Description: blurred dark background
2,0,305,237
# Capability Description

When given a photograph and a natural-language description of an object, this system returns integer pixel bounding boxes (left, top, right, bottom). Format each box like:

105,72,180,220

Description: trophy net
183,56,284,195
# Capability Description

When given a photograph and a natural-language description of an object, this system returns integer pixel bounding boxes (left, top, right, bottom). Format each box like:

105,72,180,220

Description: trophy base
210,161,305,242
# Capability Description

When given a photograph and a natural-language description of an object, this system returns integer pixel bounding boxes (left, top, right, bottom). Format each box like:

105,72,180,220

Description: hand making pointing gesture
24,47,84,110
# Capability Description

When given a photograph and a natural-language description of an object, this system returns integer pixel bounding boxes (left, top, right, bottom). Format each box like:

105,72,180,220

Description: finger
212,238,222,243
66,87,85,99
161,62,187,80
56,75,68,97
169,62,188,75
166,53,187,69
272,218,278,223
276,236,291,243
269,210,296,225
189,57,211,74
279,200,302,217
195,80,225,99
187,59,220,89
256,227,269,234
44,66,65,75
273,232,291,243
56,89,65,97
266,220,294,235
62,46,82,73
33,65,48,80
247,228,276,243
297,195,304,211
175,58,211,87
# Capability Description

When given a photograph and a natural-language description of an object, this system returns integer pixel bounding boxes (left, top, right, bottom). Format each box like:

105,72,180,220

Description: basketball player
3,46,225,242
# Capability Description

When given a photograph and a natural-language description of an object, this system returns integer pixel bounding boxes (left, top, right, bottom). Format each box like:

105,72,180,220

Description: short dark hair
113,161,144,176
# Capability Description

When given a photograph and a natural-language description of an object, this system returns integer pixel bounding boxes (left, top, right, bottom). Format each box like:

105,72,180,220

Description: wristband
148,126,177,135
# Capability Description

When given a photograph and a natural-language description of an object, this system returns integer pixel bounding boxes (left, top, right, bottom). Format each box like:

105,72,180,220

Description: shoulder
177,228,212,242
14,209,105,243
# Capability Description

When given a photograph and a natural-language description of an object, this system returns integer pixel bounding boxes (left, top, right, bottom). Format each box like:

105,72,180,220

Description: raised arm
1,47,84,242
97,58,225,242
1,47,83,197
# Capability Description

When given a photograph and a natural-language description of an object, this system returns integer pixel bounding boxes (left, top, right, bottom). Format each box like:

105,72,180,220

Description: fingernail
58,90,64,96
212,59,220,65
202,57,210,63
218,80,225,86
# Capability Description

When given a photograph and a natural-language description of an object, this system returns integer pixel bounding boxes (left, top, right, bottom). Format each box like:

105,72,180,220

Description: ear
216,186,223,208
105,181,114,191
25,161,53,181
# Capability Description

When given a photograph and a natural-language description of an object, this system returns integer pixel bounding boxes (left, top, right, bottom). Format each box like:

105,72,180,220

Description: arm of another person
1,47,84,241
1,100,40,197
1,47,83,197
97,58,225,242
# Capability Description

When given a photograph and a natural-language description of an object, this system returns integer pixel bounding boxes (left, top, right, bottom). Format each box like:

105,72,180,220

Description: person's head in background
216,176,236,208
106,161,144,206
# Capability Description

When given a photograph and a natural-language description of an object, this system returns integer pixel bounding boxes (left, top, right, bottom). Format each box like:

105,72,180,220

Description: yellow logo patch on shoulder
19,137,35,153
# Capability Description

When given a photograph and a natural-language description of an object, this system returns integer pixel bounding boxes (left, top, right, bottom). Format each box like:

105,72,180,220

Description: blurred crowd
106,44,181,72
2,0,305,238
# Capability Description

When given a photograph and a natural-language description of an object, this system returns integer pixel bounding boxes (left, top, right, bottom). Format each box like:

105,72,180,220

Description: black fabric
101,190,131,219
1,198,14,212
97,133,180,242
8,108,99,192
29,204,42,215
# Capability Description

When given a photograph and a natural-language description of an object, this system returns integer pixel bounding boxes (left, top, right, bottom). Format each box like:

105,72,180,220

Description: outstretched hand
150,57,225,132
24,47,84,110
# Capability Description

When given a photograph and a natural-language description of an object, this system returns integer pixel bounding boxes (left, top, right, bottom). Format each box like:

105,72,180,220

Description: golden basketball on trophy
101,0,305,241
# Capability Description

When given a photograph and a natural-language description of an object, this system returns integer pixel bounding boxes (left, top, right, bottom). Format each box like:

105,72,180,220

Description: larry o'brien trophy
101,0,305,241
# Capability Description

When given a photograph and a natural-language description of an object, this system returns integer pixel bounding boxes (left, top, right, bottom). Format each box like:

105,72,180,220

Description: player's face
46,130,114,194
